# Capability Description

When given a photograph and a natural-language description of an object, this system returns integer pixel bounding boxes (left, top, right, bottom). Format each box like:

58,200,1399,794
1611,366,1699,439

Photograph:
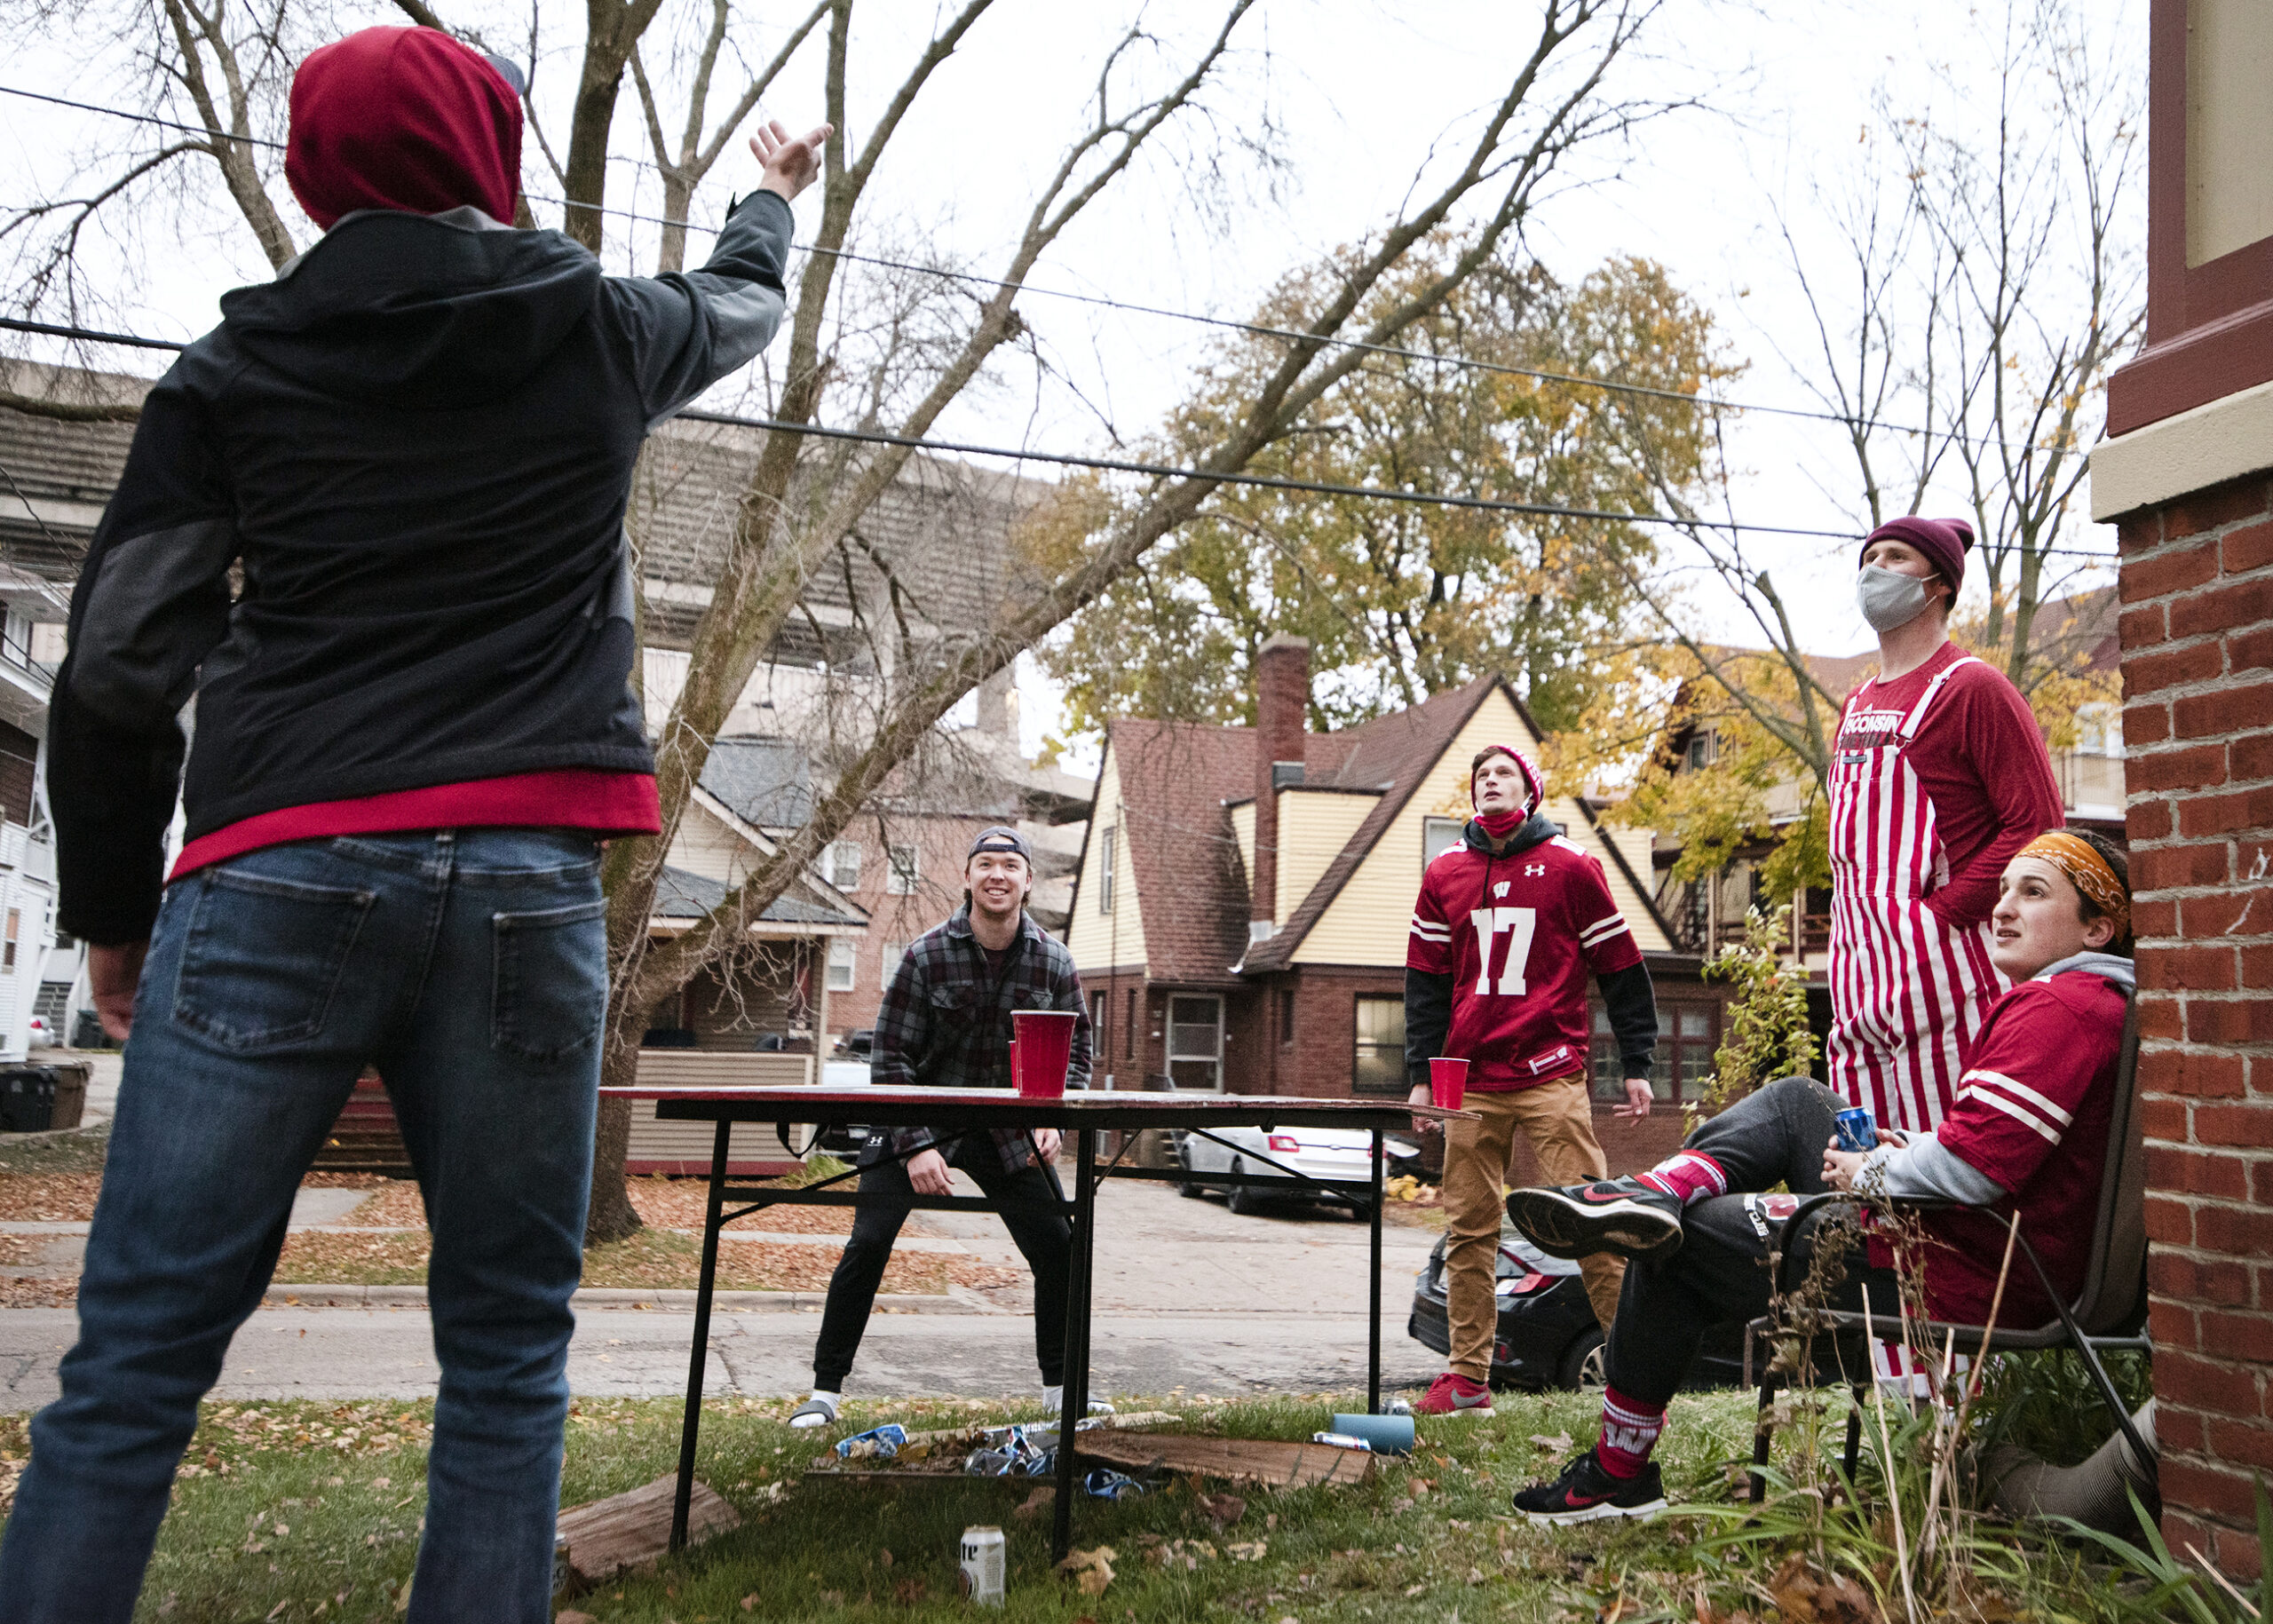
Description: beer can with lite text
959,1525,1006,1606
1833,1105,1878,1154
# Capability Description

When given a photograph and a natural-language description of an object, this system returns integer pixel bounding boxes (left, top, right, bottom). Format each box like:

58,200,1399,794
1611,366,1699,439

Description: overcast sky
1,0,2138,764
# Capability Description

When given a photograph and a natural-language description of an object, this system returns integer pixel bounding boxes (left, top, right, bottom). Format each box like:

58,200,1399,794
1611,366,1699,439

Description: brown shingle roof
1104,718,1258,986
1239,675,1501,973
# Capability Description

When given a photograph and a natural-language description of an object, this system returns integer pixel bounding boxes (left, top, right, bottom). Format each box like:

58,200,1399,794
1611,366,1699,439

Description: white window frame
1165,993,1224,1092
821,840,862,891
825,936,855,993
1422,815,1463,871
1097,827,1115,913
886,844,919,896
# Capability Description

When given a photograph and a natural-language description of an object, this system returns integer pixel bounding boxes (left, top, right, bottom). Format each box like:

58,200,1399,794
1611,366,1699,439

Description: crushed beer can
1833,1105,1879,1154
835,1422,910,1461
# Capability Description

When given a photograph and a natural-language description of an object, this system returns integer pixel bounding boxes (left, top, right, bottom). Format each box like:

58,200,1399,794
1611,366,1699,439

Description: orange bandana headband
2017,831,2129,939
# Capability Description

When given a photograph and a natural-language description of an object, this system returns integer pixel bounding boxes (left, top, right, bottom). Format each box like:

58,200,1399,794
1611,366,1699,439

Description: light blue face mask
1857,565,1935,632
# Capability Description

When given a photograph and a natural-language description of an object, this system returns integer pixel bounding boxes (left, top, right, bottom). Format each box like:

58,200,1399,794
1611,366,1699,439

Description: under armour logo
1493,881,1510,899
1524,863,1546,876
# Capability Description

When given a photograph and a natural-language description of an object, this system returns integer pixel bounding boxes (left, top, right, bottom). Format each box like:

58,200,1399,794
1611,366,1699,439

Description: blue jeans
0,829,607,1624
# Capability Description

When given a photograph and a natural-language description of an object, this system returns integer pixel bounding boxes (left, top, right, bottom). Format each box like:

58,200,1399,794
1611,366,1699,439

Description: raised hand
751,119,833,202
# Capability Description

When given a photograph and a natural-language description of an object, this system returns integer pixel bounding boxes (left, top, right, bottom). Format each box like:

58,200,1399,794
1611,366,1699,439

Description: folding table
594,1084,1465,1560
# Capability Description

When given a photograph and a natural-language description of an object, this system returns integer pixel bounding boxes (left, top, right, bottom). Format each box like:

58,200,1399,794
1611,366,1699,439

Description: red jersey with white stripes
1407,832,1643,1090
1878,970,2125,1325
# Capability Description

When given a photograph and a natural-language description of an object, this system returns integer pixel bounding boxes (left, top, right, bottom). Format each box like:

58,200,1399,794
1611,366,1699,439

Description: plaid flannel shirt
873,903,1092,1175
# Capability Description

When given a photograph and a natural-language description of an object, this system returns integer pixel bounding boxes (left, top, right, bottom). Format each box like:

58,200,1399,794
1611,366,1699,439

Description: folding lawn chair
1741,994,2149,1503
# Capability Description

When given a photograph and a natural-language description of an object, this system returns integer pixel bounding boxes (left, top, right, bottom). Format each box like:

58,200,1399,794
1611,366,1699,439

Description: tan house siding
668,799,759,887
1294,688,1667,962
1230,800,1256,901
1067,744,1148,972
1273,788,1380,925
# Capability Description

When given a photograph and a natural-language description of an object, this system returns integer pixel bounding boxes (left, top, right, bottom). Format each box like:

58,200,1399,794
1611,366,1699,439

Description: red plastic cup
1010,1010,1078,1099
1429,1057,1469,1111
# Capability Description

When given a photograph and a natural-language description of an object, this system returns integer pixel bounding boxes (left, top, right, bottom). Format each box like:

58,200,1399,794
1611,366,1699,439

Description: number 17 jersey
1406,832,1643,1092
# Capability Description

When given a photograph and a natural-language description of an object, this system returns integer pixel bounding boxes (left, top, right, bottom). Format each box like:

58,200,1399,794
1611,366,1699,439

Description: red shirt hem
170,771,662,882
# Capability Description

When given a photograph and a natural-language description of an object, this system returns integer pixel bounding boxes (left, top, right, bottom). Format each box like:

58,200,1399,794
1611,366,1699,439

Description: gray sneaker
1506,1177,1684,1261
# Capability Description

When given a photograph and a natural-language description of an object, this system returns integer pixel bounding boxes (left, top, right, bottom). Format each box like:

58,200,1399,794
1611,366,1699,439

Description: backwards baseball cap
286,26,523,230
1470,744,1544,814
1860,516,1974,598
967,826,1032,863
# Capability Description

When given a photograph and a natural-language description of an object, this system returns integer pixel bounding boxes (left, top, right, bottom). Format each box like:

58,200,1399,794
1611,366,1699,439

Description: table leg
1368,1128,1383,1414
671,1118,731,1552
1050,1129,1097,1564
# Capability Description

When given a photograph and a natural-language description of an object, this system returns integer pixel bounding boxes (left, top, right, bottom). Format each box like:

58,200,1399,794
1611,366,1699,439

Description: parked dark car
835,1028,876,1058
1408,1220,1748,1391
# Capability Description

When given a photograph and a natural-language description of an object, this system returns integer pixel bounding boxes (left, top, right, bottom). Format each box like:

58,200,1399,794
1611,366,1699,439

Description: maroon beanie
286,28,521,230
1859,516,1974,598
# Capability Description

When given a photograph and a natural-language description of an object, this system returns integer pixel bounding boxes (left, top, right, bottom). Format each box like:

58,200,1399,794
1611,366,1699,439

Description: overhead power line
0,312,2121,561
2,81,2005,444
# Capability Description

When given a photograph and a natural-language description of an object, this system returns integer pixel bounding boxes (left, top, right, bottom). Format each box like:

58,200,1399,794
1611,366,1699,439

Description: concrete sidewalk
0,1302,1442,1407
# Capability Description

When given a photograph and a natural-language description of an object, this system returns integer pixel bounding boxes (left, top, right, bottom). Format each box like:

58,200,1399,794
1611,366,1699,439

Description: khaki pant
1441,1075,1624,1382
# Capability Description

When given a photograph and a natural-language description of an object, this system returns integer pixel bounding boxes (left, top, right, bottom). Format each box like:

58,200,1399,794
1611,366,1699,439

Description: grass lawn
0,1386,2151,1624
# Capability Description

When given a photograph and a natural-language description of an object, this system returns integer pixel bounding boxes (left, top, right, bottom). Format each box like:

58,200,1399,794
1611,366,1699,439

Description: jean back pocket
491,899,610,1066
171,869,376,1053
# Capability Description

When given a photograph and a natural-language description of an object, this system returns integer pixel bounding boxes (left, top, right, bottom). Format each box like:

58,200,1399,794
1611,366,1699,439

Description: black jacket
51,192,794,943
1403,812,1659,1084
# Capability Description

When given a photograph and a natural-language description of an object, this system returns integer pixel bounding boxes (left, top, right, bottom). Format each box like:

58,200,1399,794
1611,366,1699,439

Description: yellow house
1066,638,1719,1172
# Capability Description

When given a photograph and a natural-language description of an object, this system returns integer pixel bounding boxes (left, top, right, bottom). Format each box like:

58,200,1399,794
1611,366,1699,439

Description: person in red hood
1,27,827,1624
1402,744,1659,1417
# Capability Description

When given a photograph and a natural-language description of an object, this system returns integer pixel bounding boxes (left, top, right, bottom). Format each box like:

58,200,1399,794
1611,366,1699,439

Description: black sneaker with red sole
1511,1447,1667,1524
1504,1176,1683,1261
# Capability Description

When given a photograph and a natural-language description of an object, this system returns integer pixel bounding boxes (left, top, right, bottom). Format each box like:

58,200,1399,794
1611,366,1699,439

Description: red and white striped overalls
1826,656,2006,1134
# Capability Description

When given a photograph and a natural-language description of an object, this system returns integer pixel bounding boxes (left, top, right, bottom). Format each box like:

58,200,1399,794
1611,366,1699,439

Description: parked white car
1175,1124,1396,1216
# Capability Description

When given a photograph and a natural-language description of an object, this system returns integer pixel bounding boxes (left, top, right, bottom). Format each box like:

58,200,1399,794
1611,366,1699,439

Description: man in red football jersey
1404,744,1659,1417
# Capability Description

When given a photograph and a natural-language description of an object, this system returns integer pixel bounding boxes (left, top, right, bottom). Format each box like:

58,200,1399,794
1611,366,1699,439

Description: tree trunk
586,1025,645,1243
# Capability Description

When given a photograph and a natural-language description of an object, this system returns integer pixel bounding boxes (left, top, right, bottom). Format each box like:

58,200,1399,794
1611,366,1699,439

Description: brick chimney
1250,635,1310,937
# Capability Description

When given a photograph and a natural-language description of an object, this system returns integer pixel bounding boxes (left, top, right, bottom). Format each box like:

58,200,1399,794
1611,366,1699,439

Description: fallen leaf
1058,1545,1117,1597
1227,1540,1268,1562
879,1549,894,1569
1013,1485,1056,1522
891,1578,927,1604
740,1596,759,1612
1197,1491,1246,1526
1529,1433,1573,1454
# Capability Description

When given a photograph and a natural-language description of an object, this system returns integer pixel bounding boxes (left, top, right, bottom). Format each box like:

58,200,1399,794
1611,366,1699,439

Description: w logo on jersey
1525,863,1546,876
1493,881,1510,899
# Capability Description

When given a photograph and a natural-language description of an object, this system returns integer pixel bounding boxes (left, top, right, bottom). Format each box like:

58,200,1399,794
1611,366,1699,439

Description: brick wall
2118,471,2273,1575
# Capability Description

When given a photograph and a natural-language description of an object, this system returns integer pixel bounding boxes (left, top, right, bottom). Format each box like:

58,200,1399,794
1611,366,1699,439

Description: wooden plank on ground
1073,1432,1374,1489
556,1475,741,1584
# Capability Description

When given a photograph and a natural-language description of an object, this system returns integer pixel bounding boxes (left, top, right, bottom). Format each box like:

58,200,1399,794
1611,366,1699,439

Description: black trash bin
0,1066,59,1132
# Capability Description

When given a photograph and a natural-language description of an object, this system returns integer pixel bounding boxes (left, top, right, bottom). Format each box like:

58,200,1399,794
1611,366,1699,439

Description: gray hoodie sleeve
1857,1131,2006,1204
600,188,794,427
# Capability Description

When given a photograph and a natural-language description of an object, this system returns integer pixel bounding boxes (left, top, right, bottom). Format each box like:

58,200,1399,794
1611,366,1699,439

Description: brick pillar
2119,471,2273,1575
1251,635,1310,932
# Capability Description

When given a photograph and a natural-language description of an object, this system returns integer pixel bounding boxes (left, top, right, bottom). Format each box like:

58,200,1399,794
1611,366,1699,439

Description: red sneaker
1412,1371,1493,1417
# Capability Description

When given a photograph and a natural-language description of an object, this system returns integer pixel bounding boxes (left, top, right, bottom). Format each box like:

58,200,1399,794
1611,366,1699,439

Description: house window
1124,987,1137,1059
3,909,18,972
825,937,855,993
1352,996,1406,1095
1686,732,1714,770
2074,702,2124,757
880,941,910,986
821,840,862,890
886,844,919,895
1592,1001,1720,1103
1279,987,1296,1047
1422,816,1463,870
1091,989,1109,1054
1097,827,1115,913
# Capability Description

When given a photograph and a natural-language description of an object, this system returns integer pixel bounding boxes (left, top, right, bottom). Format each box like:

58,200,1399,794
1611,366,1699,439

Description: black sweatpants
1603,1076,1900,1407
812,1135,1072,1393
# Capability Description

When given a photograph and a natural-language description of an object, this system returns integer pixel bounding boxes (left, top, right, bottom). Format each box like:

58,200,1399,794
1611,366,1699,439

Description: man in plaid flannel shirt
788,826,1096,1428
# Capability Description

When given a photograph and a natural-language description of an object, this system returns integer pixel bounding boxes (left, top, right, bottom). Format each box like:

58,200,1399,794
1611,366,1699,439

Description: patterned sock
1596,1386,1667,1479
1635,1150,1728,1206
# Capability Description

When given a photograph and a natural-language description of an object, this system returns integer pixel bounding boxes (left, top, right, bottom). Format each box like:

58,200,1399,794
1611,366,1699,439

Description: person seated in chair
1501,828,2134,1524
